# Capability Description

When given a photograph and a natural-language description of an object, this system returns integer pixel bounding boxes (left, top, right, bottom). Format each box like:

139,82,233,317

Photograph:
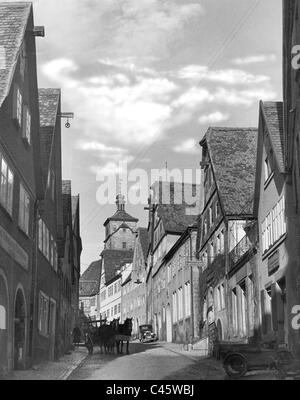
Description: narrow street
68,342,225,381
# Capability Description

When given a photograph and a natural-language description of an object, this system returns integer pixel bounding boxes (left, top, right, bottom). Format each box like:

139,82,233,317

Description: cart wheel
223,353,248,378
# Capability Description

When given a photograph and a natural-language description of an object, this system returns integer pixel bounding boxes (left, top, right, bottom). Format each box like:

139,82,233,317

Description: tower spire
116,175,125,211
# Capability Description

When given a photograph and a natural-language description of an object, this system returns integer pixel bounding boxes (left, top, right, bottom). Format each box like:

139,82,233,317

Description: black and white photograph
0,0,300,384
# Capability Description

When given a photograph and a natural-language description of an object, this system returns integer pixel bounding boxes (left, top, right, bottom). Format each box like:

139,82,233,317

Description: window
38,292,49,336
184,282,191,317
239,282,247,337
232,289,238,336
101,290,106,301
19,183,30,235
210,242,214,263
0,155,14,215
219,230,224,254
15,86,23,126
122,242,127,249
123,228,126,233
209,206,213,226
172,292,177,322
38,218,57,268
215,202,220,218
262,197,286,253
264,156,272,182
118,303,121,313
178,287,183,320
203,219,207,236
90,298,96,307
108,285,113,297
114,304,118,315
22,105,31,144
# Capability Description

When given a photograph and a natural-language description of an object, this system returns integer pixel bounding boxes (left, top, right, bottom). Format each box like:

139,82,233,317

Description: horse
98,321,116,354
115,318,133,355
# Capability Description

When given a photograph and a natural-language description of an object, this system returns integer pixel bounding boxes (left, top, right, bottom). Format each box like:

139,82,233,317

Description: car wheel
223,353,248,378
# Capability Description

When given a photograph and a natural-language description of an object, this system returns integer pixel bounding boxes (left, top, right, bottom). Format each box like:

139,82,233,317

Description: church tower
103,194,138,250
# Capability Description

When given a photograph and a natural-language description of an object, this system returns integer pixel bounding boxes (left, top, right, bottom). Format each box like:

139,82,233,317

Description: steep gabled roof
137,228,149,261
104,209,138,226
38,89,61,188
157,204,198,234
260,101,284,172
101,249,133,285
205,127,258,216
62,180,72,232
79,260,102,297
71,195,79,226
0,2,31,108
39,88,60,127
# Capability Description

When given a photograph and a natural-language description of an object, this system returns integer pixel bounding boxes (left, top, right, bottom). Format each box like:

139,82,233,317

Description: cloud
172,87,212,110
173,138,199,154
198,111,229,124
90,155,134,178
42,58,177,146
232,54,277,65
176,65,270,85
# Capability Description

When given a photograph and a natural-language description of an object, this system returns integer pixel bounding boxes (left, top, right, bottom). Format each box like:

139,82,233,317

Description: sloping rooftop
39,88,60,127
79,260,102,297
0,2,31,108
157,204,198,234
38,89,60,187
137,228,149,261
205,127,258,216
62,180,72,232
71,195,79,225
101,249,134,285
122,272,132,287
261,101,284,172
104,209,138,226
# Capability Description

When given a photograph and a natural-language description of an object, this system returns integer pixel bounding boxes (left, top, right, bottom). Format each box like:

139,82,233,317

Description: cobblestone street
2,341,282,380
68,342,225,380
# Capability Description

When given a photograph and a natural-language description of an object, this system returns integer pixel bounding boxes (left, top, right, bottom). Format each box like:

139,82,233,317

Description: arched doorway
0,273,8,375
166,304,172,342
14,288,26,370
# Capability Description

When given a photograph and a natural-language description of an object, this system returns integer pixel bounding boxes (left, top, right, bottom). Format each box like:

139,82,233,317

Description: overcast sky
13,0,283,272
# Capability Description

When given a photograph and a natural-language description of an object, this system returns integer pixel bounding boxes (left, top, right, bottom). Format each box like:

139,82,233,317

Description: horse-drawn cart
216,341,300,379
80,317,133,356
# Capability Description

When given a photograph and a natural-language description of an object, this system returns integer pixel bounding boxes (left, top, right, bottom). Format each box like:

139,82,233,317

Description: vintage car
139,325,158,343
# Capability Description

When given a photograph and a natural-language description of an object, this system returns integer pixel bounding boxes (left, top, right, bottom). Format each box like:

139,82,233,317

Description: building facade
282,0,300,356
155,226,199,344
197,128,259,353
79,260,101,321
99,195,138,321
0,3,44,374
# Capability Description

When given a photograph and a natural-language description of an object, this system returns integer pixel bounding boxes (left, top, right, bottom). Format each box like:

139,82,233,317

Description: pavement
4,346,88,380
158,341,226,380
